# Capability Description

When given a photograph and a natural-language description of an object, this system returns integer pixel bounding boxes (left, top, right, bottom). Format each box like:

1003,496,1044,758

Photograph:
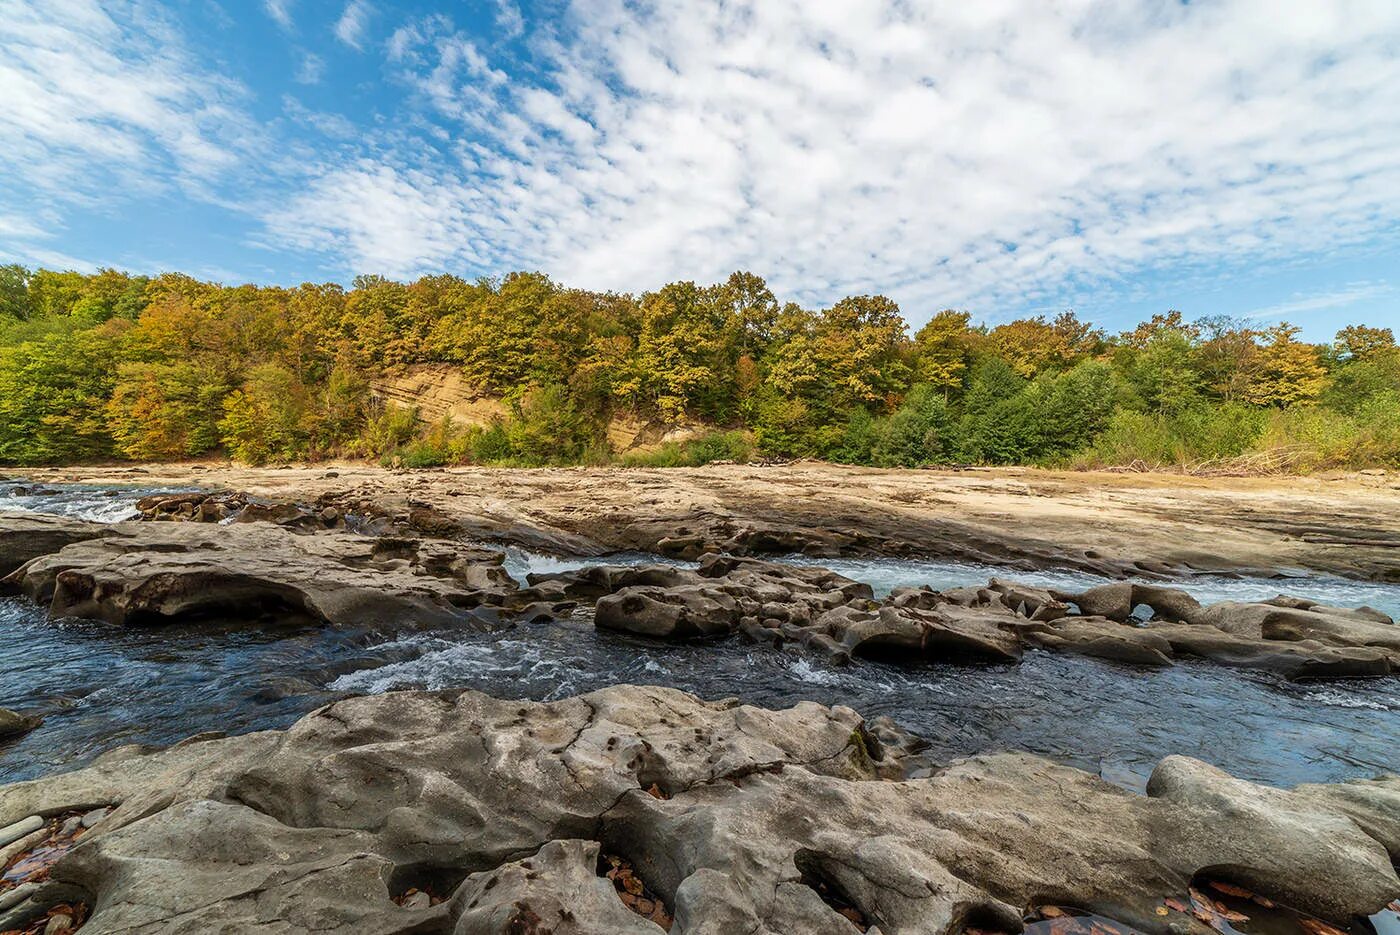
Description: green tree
219,364,312,464
0,329,123,463
1124,330,1201,414
912,310,974,397
1333,325,1396,362
0,265,34,320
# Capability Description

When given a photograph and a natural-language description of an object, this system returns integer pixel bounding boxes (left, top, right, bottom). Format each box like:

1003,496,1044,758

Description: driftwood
1099,447,1310,478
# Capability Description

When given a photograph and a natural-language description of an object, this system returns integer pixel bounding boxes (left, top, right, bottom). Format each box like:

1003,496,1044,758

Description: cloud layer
0,0,254,262
2,0,1398,326
274,0,1400,317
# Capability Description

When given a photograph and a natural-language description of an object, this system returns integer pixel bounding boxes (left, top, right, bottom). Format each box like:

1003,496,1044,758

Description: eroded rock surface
534,557,1400,678
0,513,114,578
0,686,1395,934
1,519,535,628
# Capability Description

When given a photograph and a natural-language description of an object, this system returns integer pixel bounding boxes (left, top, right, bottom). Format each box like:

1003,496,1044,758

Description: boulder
0,686,1395,934
596,585,741,638
0,708,42,739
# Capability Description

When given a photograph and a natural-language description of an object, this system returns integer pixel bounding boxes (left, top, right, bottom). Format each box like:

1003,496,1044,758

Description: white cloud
0,0,256,259
334,0,371,50
494,0,524,38
295,52,324,84
263,0,292,29
271,0,1400,326
266,163,476,277
1247,282,1394,321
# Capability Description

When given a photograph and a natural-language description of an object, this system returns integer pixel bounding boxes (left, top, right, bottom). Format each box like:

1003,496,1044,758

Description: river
2,479,1398,792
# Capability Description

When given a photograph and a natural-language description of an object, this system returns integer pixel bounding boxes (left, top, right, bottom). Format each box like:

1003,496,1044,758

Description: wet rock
596,585,741,638
820,603,1024,663
0,707,43,739
542,558,1400,679
4,521,523,628
0,685,1394,934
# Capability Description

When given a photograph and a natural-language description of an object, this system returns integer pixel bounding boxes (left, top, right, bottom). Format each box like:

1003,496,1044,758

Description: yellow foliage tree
1244,324,1326,407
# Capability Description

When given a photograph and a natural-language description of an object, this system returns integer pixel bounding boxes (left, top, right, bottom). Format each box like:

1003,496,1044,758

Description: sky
1,0,1398,340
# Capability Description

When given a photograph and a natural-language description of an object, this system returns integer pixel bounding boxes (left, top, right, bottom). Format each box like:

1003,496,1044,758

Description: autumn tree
1334,325,1396,362
912,310,975,397
1244,324,1326,407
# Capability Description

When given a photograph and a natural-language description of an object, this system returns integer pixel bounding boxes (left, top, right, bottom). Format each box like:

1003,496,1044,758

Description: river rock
0,707,43,738
0,512,115,578
3,521,524,628
0,685,1395,934
564,560,1400,679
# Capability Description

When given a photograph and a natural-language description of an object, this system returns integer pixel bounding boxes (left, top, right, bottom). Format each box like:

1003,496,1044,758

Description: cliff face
369,364,706,454
368,365,510,426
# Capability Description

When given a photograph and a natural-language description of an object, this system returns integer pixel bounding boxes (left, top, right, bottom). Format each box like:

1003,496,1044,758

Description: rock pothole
597,851,673,930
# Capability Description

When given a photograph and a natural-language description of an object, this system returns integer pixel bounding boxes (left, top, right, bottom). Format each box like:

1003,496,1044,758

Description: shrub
620,430,754,467
356,403,418,459
871,384,955,467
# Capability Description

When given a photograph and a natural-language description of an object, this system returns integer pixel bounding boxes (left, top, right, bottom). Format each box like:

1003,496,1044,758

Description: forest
0,264,1396,472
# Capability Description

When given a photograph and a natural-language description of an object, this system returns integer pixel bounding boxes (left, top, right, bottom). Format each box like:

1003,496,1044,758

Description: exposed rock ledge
0,685,1395,934
529,556,1400,678
1,518,554,628
4,513,1397,678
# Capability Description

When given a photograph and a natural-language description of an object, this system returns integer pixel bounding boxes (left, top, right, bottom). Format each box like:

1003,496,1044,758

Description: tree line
1,264,1396,471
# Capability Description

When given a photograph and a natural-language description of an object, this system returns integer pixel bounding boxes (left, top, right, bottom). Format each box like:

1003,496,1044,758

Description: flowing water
2,480,1399,792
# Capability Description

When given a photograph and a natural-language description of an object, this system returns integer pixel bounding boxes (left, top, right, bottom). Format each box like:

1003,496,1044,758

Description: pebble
0,828,47,867
58,815,83,838
80,807,110,829
0,815,42,849
400,891,431,910
44,912,74,934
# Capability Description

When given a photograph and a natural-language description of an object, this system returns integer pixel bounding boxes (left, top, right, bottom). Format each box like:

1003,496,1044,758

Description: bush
620,429,754,467
393,416,473,468
1073,403,1267,469
356,403,418,459
503,383,598,465
871,385,956,467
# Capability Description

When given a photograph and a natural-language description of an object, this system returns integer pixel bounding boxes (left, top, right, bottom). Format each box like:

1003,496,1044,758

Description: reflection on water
2,482,1399,794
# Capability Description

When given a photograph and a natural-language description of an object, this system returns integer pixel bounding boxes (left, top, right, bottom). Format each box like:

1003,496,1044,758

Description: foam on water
0,478,204,524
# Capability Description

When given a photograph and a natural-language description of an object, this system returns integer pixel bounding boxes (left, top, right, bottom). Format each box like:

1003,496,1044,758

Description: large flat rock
2,519,525,628
0,685,1394,934
0,511,116,578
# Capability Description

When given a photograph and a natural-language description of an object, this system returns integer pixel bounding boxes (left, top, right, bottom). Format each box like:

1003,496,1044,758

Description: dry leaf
1298,918,1348,935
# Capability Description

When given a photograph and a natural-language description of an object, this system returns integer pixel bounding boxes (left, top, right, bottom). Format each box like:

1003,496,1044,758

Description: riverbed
2,480,1398,791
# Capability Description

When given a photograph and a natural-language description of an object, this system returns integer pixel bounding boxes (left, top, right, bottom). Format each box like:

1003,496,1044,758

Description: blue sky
1,0,1398,340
